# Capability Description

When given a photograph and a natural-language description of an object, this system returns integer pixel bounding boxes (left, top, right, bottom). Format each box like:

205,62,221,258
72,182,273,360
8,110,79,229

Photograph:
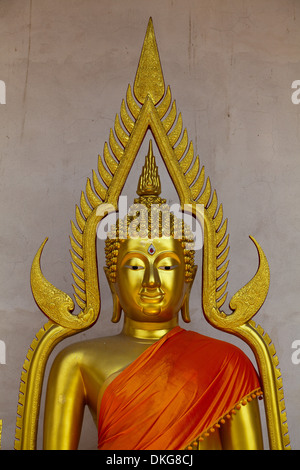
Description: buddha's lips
139,290,165,303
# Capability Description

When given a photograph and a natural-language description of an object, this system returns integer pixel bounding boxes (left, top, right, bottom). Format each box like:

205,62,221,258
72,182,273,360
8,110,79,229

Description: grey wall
0,0,299,450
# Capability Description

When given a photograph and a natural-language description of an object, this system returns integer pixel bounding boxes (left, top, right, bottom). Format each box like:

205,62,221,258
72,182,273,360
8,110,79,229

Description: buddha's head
104,141,197,325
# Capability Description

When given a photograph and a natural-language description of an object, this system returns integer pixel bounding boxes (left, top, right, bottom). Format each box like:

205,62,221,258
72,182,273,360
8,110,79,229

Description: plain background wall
0,0,299,450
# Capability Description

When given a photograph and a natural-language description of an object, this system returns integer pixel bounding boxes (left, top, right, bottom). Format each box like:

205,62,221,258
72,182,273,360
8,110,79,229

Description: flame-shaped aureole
20,18,290,451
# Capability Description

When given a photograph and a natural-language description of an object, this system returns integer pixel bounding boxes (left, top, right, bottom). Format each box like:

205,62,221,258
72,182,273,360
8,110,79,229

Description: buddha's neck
122,316,178,341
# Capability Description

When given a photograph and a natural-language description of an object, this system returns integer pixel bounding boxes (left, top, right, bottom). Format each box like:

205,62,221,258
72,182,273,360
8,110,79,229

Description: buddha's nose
142,263,161,288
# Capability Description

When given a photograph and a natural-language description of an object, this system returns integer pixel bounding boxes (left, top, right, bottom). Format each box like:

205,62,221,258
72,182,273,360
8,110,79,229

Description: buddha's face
114,237,189,323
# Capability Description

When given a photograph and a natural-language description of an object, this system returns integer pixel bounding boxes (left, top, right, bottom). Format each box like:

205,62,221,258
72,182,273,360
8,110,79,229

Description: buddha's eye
124,265,144,270
158,265,177,271
157,256,178,271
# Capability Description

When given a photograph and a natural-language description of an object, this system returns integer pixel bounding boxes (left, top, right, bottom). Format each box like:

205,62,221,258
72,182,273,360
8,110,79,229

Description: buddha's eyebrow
155,251,181,263
125,250,179,258
123,251,147,257
120,250,181,265
120,251,147,266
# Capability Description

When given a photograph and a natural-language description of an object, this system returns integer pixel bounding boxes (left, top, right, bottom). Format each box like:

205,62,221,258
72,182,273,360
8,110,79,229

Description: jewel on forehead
148,243,156,255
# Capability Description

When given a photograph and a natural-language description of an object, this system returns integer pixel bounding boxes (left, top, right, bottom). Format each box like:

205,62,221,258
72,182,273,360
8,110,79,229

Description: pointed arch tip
133,17,165,105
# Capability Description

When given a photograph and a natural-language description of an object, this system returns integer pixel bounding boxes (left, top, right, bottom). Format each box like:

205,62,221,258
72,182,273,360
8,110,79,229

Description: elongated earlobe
181,294,191,323
112,293,122,323
104,266,122,323
181,265,197,323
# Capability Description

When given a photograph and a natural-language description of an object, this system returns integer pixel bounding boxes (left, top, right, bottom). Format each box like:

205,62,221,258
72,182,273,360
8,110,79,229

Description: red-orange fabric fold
98,327,260,450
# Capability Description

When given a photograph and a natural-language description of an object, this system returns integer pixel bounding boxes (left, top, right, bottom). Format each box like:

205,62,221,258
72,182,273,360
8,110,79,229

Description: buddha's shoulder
55,334,125,357
53,332,153,368
180,329,249,359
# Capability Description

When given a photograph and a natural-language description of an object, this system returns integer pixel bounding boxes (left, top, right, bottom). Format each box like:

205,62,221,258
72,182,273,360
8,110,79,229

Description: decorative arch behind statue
14,18,290,451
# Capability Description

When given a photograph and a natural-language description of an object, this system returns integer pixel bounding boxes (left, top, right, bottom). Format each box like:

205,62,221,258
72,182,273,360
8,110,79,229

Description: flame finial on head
135,140,166,207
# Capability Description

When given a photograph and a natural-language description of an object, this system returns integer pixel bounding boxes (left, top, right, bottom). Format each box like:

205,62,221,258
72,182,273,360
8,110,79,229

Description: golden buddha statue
14,19,290,451
42,142,264,450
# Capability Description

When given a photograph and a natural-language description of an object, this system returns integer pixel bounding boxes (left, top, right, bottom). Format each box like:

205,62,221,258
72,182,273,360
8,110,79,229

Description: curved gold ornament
15,18,290,450
31,238,76,328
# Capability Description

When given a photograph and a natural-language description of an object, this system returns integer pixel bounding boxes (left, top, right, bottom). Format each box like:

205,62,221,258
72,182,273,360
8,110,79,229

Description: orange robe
98,327,261,450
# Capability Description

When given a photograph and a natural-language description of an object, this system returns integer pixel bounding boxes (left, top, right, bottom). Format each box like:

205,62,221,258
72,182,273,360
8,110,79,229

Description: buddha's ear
111,293,122,323
181,265,198,323
104,267,122,323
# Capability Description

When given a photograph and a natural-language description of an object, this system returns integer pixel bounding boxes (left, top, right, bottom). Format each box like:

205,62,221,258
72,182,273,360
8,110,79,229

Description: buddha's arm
43,349,86,450
219,398,264,450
